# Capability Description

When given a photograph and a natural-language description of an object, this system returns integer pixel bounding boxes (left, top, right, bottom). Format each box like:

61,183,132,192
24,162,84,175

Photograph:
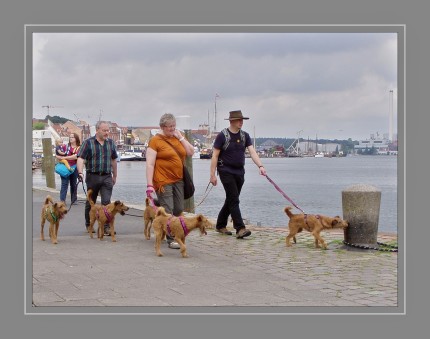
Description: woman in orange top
146,113,194,248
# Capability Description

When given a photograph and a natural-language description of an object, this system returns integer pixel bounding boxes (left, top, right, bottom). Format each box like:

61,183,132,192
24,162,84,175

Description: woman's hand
173,129,183,140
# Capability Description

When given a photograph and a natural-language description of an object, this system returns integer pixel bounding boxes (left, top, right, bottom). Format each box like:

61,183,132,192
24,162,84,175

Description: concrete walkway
31,187,399,312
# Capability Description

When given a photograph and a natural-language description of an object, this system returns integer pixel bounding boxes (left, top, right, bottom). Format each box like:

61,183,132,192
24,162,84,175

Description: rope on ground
343,240,398,252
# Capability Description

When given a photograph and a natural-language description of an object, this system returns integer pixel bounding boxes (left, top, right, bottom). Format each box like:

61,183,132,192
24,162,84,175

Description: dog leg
40,217,46,241
154,231,163,257
286,230,296,247
50,223,58,244
110,221,116,242
176,238,188,258
144,220,150,240
98,222,104,240
88,222,95,239
147,220,152,240
312,231,327,249
54,222,60,244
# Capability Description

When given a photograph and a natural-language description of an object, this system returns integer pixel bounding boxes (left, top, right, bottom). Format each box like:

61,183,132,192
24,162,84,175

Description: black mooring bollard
342,184,381,245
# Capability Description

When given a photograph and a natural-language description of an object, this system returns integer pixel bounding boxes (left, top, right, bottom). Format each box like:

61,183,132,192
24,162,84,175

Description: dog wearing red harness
284,206,348,249
152,206,211,257
87,189,129,242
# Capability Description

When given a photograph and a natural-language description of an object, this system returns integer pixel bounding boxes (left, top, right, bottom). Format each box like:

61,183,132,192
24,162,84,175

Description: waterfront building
354,133,393,155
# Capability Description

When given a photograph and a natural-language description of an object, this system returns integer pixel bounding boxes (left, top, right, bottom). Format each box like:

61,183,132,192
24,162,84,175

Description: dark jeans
84,173,113,229
59,170,78,204
216,171,245,232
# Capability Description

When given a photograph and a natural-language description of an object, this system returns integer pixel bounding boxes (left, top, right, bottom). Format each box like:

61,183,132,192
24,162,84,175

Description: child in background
55,139,73,171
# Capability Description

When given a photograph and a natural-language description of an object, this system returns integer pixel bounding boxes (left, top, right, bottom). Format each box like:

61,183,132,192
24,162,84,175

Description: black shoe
236,228,251,239
104,228,116,236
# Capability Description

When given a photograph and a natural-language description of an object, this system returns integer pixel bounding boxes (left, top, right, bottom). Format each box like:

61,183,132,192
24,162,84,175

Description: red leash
264,174,305,214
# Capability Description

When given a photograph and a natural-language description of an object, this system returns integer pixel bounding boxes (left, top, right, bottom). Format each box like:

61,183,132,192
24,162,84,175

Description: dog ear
114,200,121,205
197,215,203,222
332,219,339,226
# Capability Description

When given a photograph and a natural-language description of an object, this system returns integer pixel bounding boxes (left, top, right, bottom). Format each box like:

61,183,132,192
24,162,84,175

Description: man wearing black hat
210,110,267,238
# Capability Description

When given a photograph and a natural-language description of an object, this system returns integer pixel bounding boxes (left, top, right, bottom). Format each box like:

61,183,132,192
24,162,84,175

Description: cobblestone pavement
31,188,399,311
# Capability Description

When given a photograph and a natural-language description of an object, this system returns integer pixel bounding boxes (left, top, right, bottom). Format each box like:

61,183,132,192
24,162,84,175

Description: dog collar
46,207,58,222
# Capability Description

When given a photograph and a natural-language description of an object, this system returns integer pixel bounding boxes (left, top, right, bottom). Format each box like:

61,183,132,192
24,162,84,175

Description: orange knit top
148,135,186,192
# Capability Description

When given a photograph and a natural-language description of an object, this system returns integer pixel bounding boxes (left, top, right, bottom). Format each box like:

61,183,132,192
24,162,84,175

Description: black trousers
216,171,245,232
84,173,113,229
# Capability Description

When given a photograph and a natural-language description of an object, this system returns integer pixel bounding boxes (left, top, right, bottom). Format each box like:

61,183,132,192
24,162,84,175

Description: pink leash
264,174,305,214
146,190,158,212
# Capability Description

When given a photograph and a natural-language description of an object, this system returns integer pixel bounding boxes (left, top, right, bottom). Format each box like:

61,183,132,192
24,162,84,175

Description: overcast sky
33,32,397,140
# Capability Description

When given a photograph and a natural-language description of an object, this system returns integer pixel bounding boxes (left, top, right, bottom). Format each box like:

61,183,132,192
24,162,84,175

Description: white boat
118,145,146,161
314,152,324,158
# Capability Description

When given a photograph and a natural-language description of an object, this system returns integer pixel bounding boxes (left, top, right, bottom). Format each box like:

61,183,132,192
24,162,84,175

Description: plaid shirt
77,136,118,173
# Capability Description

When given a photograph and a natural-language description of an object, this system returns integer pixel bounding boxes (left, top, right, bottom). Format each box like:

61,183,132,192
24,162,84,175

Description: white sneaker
168,241,180,249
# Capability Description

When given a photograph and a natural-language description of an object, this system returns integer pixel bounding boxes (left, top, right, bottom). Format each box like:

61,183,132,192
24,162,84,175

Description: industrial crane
42,105,63,116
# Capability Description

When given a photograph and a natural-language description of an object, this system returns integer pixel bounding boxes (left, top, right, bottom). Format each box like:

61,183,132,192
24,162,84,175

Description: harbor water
32,156,398,233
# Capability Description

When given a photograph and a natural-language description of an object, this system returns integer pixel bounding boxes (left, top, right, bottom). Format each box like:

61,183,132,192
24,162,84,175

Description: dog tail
155,206,169,217
145,197,150,206
284,206,294,218
44,195,54,205
87,189,95,207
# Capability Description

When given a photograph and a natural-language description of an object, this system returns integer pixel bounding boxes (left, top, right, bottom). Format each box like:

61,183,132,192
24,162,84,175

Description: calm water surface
32,156,398,233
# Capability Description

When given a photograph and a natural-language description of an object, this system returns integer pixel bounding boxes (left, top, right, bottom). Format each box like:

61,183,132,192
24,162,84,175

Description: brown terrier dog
152,207,211,258
284,206,348,250
87,189,129,242
40,195,68,244
143,197,160,240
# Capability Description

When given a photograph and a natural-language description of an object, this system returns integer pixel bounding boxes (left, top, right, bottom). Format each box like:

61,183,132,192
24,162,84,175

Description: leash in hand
264,174,305,214
194,182,214,208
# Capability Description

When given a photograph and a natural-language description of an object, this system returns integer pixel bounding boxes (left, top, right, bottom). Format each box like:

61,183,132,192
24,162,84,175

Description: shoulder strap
222,128,230,150
222,128,245,150
159,136,184,165
240,130,245,145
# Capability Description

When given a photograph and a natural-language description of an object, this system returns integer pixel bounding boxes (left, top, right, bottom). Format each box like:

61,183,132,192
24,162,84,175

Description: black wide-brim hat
225,110,249,120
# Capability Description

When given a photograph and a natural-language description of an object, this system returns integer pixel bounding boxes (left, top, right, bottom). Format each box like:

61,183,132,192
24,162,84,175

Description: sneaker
168,241,180,249
236,228,251,239
216,227,232,235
